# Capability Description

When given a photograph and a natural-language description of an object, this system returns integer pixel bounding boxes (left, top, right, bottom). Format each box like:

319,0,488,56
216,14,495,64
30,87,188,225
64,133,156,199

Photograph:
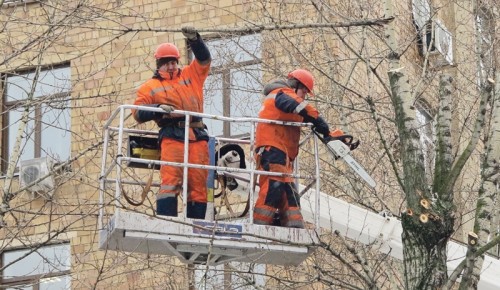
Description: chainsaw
315,132,376,188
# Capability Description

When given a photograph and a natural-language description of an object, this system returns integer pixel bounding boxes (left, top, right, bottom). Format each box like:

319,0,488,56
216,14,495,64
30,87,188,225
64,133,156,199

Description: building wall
0,1,262,289
0,0,489,289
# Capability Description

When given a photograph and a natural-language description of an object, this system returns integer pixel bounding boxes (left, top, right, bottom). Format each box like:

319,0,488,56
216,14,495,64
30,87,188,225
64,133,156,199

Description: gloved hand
159,104,175,113
182,26,198,41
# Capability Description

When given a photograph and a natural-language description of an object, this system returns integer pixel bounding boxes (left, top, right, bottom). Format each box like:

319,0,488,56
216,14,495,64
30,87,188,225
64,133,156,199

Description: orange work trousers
253,146,304,228
159,138,209,203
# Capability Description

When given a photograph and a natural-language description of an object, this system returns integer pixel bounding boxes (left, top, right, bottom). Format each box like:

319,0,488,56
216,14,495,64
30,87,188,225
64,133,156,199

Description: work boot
187,202,207,219
283,208,305,228
156,197,178,217
272,210,282,226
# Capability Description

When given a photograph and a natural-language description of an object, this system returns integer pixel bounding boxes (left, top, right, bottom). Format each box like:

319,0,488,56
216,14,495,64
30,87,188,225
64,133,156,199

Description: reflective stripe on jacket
255,85,321,159
133,60,210,141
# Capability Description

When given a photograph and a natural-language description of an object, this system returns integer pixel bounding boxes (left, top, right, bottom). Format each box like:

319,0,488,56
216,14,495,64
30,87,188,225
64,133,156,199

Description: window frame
412,0,454,66
1,63,71,174
0,242,71,290
415,104,435,177
2,0,40,7
188,33,262,138
475,8,494,86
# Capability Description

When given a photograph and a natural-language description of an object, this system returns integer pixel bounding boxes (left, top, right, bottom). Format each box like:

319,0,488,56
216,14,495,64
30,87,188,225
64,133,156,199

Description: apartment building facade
1,0,494,289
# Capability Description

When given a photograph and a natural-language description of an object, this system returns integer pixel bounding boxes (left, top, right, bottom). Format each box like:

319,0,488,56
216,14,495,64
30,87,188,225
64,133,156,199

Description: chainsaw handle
330,135,360,151
331,134,353,144
314,130,360,151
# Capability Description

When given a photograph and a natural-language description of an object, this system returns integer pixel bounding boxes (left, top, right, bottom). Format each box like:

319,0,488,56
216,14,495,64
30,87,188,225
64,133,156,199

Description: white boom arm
300,188,500,289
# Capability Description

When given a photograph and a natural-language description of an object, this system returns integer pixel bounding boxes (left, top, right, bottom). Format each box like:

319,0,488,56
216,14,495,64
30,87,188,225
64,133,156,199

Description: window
416,107,435,176
412,0,433,55
412,0,453,65
194,262,265,289
202,34,262,137
2,0,39,6
1,243,71,290
2,65,71,173
475,7,494,86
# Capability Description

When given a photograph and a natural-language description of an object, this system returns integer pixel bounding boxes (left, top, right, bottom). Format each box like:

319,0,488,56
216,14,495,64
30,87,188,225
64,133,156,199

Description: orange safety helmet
154,43,180,59
287,69,314,95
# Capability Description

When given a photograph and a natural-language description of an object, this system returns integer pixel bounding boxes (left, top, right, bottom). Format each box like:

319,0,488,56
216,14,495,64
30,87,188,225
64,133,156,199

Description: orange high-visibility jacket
133,60,210,141
255,81,330,159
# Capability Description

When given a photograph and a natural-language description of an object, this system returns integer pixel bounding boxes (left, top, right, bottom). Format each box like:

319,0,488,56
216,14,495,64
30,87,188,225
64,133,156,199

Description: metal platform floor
99,209,319,266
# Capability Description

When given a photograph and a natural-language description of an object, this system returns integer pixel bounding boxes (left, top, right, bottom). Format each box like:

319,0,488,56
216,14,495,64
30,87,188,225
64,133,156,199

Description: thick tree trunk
385,0,453,288
391,72,454,290
401,219,450,289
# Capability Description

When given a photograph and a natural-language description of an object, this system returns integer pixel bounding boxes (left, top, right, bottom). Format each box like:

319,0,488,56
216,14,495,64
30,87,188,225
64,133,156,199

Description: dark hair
286,78,300,89
156,57,179,69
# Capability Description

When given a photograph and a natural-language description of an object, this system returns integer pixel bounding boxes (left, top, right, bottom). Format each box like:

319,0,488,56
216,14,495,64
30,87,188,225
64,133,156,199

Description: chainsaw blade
326,140,376,188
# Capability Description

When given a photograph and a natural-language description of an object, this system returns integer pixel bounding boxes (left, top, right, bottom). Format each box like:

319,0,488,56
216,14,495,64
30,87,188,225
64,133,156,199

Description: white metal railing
98,105,321,230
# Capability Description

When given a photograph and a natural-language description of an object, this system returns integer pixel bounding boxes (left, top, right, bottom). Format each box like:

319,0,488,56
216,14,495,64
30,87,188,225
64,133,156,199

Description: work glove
182,26,198,41
159,104,175,114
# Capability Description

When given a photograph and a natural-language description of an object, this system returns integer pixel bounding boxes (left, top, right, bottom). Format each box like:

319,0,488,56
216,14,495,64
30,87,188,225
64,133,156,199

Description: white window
1,243,71,290
412,0,453,65
412,0,433,54
203,34,262,137
2,65,71,173
194,262,265,289
2,0,39,6
412,0,431,30
3,0,23,4
416,107,435,175
475,9,493,85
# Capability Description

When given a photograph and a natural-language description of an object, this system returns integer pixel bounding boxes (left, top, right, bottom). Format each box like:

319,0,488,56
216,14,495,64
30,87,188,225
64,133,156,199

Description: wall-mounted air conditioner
19,157,56,198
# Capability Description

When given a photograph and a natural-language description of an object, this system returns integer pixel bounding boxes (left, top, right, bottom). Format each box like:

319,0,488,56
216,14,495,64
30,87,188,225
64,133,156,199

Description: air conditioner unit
19,157,56,197
432,20,454,66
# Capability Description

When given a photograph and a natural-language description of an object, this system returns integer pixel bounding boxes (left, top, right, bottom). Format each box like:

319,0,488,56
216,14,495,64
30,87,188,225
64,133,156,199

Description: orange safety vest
255,87,319,159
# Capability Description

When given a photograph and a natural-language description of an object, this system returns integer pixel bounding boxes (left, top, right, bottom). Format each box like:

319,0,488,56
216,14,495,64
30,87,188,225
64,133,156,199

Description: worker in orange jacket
132,26,211,219
254,69,353,228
